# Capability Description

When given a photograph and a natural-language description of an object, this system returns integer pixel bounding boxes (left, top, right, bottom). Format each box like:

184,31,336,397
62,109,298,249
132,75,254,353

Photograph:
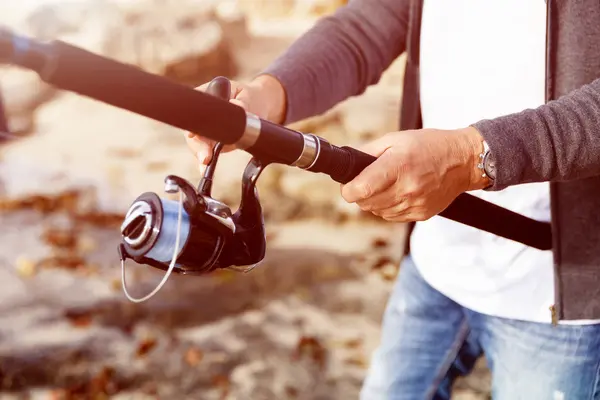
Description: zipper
544,0,561,327
550,305,558,326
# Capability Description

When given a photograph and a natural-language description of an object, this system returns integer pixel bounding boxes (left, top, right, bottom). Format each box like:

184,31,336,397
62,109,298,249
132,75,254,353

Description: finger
231,83,241,99
198,163,207,176
230,98,248,111
340,149,398,203
196,82,210,92
185,82,216,140
373,205,418,222
186,131,216,144
376,202,411,220
185,135,213,164
356,185,405,212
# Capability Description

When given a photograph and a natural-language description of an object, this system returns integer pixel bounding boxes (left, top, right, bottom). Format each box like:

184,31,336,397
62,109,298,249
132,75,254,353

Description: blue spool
145,198,191,263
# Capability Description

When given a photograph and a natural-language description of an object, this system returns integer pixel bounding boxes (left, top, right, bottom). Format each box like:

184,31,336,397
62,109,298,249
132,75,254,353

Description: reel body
118,77,268,301
118,160,267,275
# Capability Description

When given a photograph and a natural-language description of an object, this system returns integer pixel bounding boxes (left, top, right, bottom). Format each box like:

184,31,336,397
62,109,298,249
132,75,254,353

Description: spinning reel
118,77,267,302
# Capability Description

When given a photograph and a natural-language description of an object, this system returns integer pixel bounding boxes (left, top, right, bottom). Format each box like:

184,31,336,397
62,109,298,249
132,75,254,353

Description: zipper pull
549,305,558,326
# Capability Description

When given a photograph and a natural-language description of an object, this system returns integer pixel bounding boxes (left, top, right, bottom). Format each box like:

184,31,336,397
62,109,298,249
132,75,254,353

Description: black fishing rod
0,28,552,299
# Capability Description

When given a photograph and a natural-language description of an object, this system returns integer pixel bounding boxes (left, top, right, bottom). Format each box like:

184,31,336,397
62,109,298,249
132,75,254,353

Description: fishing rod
0,28,552,300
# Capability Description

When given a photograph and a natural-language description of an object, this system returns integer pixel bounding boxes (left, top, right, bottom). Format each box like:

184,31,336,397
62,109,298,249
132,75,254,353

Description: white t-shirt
413,0,600,324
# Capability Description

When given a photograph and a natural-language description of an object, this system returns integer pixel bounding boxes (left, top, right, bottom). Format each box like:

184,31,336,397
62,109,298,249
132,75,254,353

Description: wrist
251,74,288,124
458,126,492,191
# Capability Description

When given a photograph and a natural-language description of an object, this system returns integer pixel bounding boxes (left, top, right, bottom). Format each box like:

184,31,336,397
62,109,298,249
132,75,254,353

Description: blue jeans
360,256,600,400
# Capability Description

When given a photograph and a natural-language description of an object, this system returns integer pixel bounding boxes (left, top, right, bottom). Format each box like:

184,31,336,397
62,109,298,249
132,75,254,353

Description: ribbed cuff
471,116,525,191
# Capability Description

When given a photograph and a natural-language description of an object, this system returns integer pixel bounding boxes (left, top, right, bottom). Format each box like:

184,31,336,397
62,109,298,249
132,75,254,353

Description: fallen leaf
146,161,169,171
293,336,328,370
211,374,230,400
371,238,389,248
15,256,37,278
74,212,124,229
58,366,118,399
37,254,87,270
136,337,158,358
285,386,299,398
142,382,158,396
88,366,116,396
330,337,363,349
379,262,400,282
77,236,97,253
381,270,398,282
64,310,93,328
356,254,368,262
344,355,368,368
343,338,363,349
111,279,122,292
0,191,81,214
107,147,140,158
80,263,100,277
184,347,204,367
294,287,312,301
371,256,394,271
334,212,350,224
41,227,78,250
316,263,343,280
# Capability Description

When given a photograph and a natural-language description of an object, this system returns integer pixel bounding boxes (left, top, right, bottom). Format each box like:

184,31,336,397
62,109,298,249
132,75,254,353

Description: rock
215,0,250,48
106,0,237,86
21,0,237,87
337,87,401,142
1,0,239,136
278,170,338,208
24,0,124,54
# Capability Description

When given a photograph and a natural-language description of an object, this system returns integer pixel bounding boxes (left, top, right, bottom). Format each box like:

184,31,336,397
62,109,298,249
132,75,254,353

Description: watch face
484,154,496,180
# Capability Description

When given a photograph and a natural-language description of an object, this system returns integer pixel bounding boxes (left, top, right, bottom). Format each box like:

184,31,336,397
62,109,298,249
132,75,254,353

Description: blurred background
0,1,489,398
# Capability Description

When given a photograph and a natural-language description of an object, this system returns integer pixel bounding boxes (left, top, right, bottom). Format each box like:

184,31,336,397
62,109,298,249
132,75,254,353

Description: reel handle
197,76,232,196
205,76,232,102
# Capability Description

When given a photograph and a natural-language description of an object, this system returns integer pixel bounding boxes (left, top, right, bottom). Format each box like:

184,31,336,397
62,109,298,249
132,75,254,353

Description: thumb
340,133,397,203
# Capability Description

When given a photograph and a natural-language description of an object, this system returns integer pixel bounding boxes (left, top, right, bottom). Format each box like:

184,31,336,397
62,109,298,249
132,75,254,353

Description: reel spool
118,77,267,302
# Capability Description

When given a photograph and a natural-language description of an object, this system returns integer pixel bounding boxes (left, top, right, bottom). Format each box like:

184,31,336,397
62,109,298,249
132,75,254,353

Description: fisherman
187,1,600,398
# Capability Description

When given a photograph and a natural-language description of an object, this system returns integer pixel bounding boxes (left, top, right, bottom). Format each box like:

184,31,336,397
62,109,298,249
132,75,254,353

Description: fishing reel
117,77,267,302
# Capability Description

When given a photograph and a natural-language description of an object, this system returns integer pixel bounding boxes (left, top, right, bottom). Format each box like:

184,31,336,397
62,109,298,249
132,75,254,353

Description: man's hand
340,127,489,222
185,74,287,174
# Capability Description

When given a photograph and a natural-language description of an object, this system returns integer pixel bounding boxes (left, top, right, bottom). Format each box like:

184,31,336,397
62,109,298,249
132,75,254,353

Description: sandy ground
0,1,491,398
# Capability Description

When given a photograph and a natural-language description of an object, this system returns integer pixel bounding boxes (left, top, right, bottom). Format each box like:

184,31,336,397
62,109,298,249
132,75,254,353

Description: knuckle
359,182,374,198
413,208,434,222
403,180,424,198
358,203,372,212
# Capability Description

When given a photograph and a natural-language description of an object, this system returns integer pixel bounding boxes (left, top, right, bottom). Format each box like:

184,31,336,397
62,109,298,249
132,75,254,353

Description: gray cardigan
263,0,600,321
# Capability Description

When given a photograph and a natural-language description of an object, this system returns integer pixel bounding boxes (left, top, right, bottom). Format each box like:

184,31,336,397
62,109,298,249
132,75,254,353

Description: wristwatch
478,141,496,183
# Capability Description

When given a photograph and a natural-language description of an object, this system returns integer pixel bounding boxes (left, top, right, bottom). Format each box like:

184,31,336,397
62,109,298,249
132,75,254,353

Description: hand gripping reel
117,77,267,302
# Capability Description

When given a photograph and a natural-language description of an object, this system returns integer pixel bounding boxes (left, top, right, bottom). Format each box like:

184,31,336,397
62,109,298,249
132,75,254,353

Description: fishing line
121,189,183,303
